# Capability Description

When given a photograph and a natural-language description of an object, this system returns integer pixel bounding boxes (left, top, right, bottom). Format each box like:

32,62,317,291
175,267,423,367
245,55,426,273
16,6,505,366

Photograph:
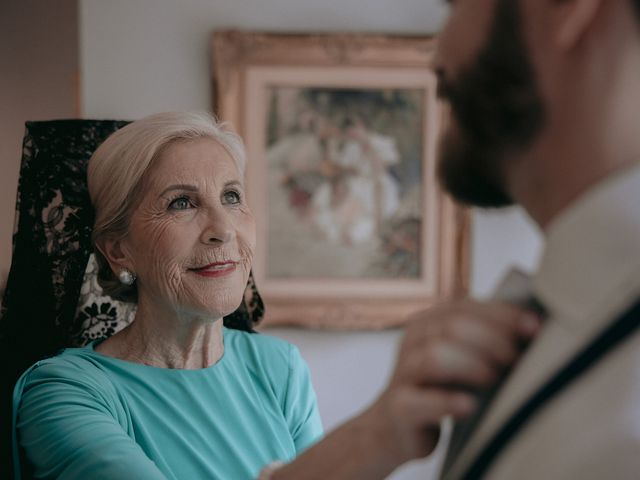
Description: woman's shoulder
223,328,305,381
223,329,317,419
225,328,297,361
17,345,115,393
30,343,104,367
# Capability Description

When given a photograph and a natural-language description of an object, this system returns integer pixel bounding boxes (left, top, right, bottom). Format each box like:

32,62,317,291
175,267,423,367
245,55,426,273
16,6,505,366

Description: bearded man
434,0,640,479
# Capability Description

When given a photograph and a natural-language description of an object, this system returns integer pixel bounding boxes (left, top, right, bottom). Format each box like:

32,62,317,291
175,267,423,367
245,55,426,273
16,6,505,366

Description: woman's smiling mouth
189,261,238,277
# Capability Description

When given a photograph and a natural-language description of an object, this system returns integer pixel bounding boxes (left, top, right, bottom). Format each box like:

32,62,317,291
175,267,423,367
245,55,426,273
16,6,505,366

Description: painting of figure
265,87,424,279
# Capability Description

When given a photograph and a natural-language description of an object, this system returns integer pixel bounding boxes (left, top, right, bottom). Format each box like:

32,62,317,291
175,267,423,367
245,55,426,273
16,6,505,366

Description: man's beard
437,0,545,208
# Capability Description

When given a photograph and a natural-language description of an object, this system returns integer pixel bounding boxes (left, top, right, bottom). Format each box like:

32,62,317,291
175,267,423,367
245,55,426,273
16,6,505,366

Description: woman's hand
367,300,541,467
271,300,540,480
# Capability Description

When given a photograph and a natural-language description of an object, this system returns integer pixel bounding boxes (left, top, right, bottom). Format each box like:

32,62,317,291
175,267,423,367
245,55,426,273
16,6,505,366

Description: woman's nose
200,209,235,245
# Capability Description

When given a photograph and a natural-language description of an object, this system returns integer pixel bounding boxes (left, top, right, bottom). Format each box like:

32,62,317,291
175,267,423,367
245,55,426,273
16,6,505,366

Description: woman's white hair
87,111,247,301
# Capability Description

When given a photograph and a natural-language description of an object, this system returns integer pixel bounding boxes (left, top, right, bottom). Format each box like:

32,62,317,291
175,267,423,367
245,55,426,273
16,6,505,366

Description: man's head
436,0,543,208
435,0,640,211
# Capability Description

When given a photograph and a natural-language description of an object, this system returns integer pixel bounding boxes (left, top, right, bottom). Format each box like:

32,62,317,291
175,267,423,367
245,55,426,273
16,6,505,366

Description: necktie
440,269,546,479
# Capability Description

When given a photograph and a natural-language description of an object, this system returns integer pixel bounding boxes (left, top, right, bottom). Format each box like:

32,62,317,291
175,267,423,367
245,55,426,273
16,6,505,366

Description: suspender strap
460,298,640,480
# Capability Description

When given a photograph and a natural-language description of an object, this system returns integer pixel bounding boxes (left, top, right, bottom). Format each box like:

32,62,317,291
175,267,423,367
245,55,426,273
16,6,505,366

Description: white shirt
445,164,640,479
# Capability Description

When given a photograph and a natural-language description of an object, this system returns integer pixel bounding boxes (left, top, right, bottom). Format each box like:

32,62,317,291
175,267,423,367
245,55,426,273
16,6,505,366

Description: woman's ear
555,0,604,50
96,237,133,275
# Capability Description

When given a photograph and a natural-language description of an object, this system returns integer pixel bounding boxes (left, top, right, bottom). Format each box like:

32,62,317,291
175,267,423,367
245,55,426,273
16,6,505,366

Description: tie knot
493,268,547,319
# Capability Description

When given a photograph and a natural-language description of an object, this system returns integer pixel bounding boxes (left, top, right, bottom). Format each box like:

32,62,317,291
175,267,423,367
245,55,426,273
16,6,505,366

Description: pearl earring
118,269,136,285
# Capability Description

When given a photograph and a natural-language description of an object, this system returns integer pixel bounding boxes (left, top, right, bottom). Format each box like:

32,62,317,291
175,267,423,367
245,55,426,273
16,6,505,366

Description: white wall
80,1,544,478
80,0,448,119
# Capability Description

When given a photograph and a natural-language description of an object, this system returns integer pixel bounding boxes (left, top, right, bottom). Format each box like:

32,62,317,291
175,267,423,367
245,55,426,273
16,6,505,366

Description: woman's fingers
372,300,543,463
390,387,478,424
394,300,542,396
401,340,501,389
403,301,541,371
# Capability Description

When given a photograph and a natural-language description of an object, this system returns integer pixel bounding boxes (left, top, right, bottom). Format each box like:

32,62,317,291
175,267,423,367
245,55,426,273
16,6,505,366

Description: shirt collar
532,163,640,330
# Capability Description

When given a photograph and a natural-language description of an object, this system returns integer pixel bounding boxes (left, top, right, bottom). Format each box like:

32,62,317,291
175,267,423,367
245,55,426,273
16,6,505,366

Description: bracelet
257,461,285,480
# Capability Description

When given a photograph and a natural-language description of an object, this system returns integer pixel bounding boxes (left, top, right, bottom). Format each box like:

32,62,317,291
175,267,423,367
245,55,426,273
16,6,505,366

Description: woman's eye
223,190,241,204
168,196,193,210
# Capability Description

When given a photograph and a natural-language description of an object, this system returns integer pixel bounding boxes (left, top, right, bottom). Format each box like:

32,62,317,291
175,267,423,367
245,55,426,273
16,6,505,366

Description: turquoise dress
12,328,323,479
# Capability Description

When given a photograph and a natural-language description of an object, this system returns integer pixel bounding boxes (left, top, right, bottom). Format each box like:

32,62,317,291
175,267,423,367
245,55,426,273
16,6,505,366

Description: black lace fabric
0,120,265,478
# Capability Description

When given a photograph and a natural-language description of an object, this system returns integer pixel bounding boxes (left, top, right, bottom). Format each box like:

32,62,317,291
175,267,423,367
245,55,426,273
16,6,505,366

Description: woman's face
120,138,255,319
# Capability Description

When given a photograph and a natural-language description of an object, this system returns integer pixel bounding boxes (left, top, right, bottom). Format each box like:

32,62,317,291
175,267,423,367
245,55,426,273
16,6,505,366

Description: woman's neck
96,299,225,370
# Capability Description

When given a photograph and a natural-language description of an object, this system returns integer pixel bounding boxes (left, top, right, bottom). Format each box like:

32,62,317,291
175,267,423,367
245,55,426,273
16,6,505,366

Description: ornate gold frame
212,30,470,329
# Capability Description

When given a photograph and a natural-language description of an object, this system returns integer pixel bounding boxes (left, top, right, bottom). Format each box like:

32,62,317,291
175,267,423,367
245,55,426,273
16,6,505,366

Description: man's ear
555,0,604,50
96,236,133,275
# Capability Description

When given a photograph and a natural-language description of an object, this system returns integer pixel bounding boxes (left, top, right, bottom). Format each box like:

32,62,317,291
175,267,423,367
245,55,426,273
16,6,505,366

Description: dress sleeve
282,345,324,454
13,360,167,480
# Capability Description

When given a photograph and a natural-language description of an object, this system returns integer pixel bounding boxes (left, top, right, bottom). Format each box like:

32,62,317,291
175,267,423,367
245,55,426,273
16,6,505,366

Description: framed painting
212,31,469,329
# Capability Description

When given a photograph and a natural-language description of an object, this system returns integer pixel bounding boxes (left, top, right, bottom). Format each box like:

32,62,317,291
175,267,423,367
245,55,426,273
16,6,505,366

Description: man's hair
634,0,640,17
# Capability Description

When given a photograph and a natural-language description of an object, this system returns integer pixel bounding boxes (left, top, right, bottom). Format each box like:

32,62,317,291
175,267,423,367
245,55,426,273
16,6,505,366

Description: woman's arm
269,300,540,480
14,360,167,480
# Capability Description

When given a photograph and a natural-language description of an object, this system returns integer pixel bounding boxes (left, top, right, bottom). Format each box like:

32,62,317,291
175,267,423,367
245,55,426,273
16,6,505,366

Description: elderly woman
13,112,537,480
13,112,322,479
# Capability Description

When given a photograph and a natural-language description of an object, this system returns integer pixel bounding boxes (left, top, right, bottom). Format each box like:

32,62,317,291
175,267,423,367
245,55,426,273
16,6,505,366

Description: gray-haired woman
13,112,536,480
